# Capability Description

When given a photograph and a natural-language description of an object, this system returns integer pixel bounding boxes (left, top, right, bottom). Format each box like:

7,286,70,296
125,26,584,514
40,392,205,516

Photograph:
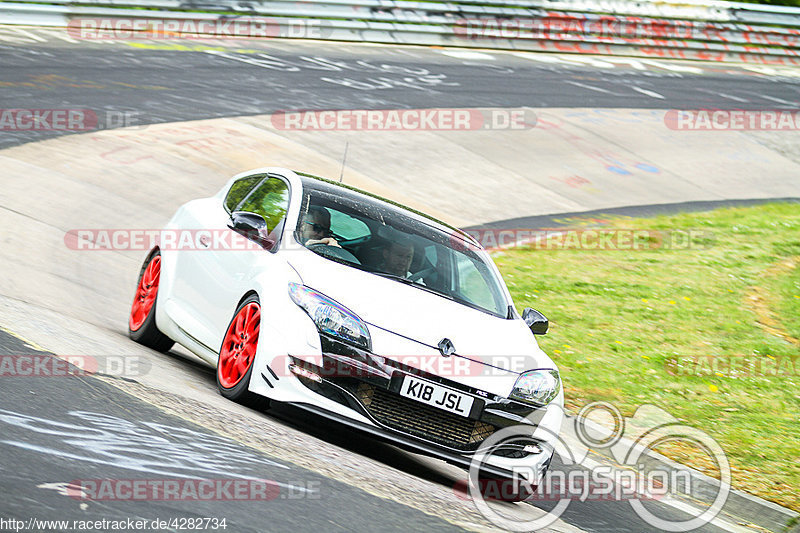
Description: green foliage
496,203,800,510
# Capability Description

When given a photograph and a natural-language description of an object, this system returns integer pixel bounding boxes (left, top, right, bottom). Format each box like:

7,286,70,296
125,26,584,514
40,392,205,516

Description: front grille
357,383,495,450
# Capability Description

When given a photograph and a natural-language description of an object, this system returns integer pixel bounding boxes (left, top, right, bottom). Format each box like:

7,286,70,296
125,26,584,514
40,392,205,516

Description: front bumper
290,400,553,481
287,333,558,479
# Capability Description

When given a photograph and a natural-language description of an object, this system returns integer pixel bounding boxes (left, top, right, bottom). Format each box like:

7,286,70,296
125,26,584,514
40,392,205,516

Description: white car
129,167,563,489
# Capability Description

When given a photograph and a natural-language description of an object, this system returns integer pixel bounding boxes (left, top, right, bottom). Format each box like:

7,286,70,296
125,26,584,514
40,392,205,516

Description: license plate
399,375,474,417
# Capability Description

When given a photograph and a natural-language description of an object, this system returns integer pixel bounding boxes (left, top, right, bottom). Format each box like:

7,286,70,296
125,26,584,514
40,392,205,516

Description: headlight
510,369,560,406
288,283,371,351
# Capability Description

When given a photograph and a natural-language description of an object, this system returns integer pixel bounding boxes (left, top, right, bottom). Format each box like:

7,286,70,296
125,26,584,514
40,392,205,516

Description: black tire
128,250,174,353
216,295,270,410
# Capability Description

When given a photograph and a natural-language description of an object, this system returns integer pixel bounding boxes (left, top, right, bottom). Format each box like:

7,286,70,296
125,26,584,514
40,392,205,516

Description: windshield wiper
372,272,456,301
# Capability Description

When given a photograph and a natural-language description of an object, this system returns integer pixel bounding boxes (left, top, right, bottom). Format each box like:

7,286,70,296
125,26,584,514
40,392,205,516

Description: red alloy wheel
218,302,261,388
129,255,161,332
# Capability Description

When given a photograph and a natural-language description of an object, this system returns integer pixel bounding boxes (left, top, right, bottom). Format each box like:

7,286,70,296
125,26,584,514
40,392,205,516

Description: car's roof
295,171,480,248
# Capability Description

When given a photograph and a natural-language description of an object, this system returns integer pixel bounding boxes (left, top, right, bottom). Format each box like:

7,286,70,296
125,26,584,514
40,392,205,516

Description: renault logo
438,338,455,357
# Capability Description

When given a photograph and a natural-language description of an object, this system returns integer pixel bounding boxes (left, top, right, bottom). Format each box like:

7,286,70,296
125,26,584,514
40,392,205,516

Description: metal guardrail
1,0,799,64
9,0,795,25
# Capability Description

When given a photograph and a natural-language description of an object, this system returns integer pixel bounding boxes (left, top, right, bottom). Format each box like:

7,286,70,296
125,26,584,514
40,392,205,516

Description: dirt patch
744,256,800,346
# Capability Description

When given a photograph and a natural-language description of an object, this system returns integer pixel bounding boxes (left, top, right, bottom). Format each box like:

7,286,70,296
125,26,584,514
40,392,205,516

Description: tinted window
238,177,290,231
453,253,502,312
225,176,262,214
297,186,509,318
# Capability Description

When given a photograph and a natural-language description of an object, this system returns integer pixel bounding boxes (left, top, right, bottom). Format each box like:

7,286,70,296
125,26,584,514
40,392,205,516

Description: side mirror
522,307,548,335
229,211,275,250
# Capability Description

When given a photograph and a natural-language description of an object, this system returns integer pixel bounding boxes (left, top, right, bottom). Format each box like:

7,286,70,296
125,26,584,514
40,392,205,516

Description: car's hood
288,252,555,373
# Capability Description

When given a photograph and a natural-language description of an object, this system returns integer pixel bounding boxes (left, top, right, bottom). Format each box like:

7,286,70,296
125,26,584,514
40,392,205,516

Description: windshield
295,186,510,318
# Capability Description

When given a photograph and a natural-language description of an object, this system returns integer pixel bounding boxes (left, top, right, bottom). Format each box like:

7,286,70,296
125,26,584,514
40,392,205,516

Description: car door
171,174,291,353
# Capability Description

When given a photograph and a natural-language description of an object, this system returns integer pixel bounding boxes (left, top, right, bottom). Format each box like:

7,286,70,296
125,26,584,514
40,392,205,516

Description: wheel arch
236,290,260,309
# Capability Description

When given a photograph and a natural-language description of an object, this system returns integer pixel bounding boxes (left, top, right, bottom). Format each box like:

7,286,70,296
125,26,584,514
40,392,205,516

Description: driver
300,206,340,247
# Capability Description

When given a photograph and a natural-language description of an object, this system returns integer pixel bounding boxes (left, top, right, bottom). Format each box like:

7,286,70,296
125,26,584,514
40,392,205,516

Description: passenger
301,206,340,247
380,239,414,278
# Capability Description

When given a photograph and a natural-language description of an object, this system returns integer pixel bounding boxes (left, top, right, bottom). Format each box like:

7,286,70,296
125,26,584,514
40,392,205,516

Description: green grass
493,203,800,511
773,261,800,341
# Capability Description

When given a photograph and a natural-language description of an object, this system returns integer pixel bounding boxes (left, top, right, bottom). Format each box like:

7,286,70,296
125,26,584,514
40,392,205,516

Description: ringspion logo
466,402,731,531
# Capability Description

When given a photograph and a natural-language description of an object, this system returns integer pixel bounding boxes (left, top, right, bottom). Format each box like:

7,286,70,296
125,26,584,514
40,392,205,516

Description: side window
453,253,501,311
424,245,438,267
238,177,290,231
224,176,262,214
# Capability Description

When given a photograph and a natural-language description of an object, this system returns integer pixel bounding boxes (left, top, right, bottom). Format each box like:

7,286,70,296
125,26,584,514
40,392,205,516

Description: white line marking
756,93,797,107
0,30,36,43
441,50,495,60
717,93,749,103
742,66,778,76
515,53,613,69
632,86,666,99
513,53,570,64
697,89,749,103
654,495,762,533
564,80,618,94
13,28,46,42
603,57,647,70
639,59,703,74
6,441,312,494
566,445,755,533
0,326,48,351
35,28,79,43
557,55,616,69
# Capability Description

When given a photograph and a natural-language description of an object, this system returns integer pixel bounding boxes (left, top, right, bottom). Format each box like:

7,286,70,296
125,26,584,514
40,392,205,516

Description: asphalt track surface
0,330,739,533
1,26,799,533
1,27,799,149
0,334,463,533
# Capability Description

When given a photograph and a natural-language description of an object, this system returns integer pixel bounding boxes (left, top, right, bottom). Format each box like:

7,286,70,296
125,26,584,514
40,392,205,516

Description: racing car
129,167,563,491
